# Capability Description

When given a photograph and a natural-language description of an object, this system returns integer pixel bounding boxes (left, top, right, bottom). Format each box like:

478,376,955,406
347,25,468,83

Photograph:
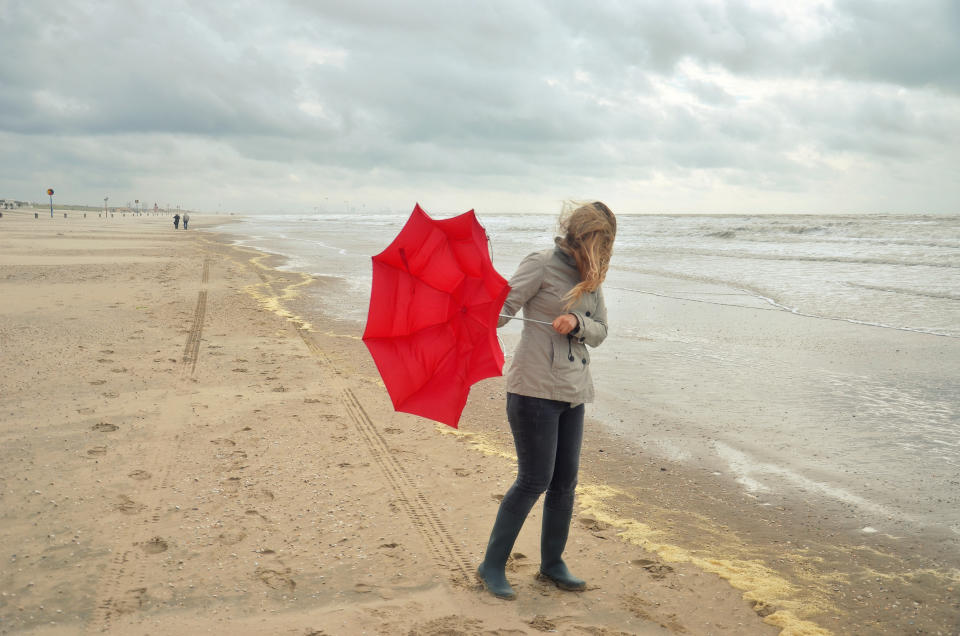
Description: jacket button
586,311,591,317
568,355,575,362
581,358,587,364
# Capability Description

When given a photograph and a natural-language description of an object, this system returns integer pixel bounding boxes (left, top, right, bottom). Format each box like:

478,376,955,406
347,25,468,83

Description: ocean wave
785,225,829,235
708,234,960,250
843,282,960,302
608,269,958,338
629,246,960,269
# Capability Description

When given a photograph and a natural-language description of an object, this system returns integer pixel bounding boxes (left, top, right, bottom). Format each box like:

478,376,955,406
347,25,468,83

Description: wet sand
0,209,956,635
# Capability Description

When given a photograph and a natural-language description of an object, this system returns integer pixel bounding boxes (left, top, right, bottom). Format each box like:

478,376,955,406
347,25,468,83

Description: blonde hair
556,201,616,309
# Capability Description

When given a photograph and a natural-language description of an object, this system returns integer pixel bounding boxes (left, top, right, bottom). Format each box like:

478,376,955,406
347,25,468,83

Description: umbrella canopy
362,204,510,428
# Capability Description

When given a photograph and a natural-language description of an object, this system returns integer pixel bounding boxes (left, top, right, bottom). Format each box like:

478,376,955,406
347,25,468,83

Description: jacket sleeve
569,286,608,348
497,252,545,327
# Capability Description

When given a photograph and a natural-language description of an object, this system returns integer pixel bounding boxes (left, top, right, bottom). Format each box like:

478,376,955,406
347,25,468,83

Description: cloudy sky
1,0,958,215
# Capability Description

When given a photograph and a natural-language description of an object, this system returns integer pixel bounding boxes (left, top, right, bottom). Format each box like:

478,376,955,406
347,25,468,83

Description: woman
477,201,616,600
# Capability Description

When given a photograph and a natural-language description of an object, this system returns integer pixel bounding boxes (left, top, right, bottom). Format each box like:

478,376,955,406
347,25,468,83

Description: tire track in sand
180,258,211,377
302,332,475,588
248,262,475,587
180,290,206,376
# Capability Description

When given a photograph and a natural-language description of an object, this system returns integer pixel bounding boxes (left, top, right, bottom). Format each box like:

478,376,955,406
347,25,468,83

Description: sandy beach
1,209,957,635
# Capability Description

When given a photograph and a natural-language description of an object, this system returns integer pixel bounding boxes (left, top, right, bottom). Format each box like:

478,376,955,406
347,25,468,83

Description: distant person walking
173,213,180,229
182,212,190,230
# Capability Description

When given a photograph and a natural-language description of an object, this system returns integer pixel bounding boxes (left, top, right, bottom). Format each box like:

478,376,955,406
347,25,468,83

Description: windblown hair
556,201,616,309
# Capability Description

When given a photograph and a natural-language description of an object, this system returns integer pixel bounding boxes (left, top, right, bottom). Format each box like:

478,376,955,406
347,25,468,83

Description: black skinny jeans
500,393,585,519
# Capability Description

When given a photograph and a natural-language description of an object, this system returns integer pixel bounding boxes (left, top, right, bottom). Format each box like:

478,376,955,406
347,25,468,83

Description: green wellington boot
477,506,528,600
537,505,587,591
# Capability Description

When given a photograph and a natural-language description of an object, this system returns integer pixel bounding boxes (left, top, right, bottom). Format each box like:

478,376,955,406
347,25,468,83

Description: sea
214,211,960,543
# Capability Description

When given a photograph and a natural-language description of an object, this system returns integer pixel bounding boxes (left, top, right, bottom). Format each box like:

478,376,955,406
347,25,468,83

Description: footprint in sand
621,593,688,632
210,438,236,446
112,587,147,615
245,509,270,523
631,558,674,579
113,495,146,515
579,515,611,532
128,469,151,480
89,379,107,385
254,567,295,593
232,368,248,373
92,422,118,432
87,446,107,456
110,368,128,373
529,615,557,631
453,468,470,477
752,601,777,617
411,617,484,634
384,427,402,434
97,359,114,363
139,536,169,554
100,350,115,354
217,529,247,545
102,391,120,399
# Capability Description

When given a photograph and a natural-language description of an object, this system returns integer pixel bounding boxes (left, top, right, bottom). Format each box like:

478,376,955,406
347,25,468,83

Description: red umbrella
362,204,510,428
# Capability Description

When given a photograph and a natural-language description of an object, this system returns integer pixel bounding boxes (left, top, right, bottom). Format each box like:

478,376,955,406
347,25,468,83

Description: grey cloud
814,0,960,90
1,0,957,213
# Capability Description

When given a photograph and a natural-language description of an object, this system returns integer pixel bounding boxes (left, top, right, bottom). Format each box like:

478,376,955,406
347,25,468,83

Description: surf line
606,285,957,339
741,290,957,339
606,285,781,312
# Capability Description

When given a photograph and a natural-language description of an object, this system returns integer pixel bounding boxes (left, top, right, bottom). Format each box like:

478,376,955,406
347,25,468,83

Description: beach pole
47,188,54,218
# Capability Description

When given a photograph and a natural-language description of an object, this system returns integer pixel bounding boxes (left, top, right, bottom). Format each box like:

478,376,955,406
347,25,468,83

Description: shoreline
0,209,776,635
0,209,956,634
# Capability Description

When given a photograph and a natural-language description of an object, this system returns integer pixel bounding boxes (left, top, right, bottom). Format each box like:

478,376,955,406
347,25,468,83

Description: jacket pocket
571,338,590,366
552,335,590,371
550,336,564,371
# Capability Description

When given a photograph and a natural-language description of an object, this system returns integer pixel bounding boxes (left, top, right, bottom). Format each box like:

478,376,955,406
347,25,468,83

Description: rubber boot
477,505,527,600
537,505,586,591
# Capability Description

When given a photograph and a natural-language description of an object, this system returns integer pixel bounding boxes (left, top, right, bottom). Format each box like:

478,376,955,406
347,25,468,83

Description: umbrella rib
365,298,499,341
376,259,466,297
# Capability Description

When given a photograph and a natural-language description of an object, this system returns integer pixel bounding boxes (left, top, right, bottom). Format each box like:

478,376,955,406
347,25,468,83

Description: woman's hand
552,313,579,335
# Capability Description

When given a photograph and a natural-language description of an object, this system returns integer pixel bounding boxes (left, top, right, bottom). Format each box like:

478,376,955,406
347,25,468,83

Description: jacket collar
553,240,577,269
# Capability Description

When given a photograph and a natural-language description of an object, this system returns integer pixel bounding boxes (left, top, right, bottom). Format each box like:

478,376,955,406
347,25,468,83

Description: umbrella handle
499,314,553,326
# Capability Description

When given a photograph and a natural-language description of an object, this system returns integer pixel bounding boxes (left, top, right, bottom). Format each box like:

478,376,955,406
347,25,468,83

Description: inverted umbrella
362,204,510,428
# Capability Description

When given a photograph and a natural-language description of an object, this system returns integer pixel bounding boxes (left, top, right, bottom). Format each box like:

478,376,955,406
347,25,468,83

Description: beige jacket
498,245,608,404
